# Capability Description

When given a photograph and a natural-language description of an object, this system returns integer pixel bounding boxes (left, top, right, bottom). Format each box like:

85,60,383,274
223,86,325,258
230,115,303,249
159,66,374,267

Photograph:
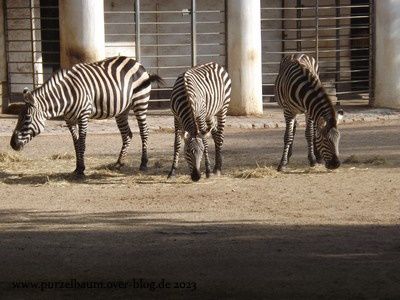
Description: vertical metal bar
315,0,319,63
281,0,285,55
29,0,36,89
368,0,375,106
224,0,228,69
134,0,141,62
3,0,10,110
191,0,197,66
335,0,340,97
296,0,301,52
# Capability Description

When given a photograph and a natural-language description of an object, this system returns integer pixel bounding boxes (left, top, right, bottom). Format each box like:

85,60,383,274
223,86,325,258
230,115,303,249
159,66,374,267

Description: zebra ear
23,88,36,106
182,131,190,140
199,131,211,139
317,118,327,129
337,109,344,122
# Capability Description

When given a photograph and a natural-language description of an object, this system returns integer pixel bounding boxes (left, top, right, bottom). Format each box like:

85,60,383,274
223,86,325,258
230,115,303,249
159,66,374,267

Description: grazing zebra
10,56,163,177
167,62,232,181
275,54,343,171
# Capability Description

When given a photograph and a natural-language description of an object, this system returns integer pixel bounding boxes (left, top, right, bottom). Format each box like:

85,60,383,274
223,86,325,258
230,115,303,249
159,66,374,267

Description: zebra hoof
206,172,212,178
72,170,86,180
167,170,176,179
139,164,148,172
213,169,221,176
113,162,124,170
277,164,285,172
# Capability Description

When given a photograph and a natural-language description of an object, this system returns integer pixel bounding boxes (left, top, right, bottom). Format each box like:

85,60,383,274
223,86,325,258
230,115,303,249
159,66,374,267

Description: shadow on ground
0,209,399,299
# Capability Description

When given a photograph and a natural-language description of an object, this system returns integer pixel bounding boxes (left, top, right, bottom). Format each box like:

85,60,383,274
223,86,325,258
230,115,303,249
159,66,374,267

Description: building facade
1,0,396,115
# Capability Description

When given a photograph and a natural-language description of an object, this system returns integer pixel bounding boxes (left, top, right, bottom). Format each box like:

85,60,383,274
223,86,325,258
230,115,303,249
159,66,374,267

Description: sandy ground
0,120,399,299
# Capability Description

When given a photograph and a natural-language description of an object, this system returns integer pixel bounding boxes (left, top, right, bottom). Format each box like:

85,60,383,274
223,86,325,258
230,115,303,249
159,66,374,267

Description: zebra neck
36,94,67,120
307,93,335,123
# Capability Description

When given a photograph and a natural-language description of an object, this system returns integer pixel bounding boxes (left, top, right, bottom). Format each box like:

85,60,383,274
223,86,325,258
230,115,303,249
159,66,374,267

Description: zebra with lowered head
275,53,343,171
167,62,232,181
10,56,163,177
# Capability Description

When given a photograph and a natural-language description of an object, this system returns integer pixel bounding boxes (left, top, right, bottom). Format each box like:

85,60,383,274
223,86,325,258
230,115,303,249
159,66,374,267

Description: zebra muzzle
325,159,341,170
10,132,24,151
191,169,201,182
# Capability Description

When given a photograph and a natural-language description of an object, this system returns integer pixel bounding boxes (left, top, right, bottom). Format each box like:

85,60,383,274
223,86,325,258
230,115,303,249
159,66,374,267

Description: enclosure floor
0,120,399,299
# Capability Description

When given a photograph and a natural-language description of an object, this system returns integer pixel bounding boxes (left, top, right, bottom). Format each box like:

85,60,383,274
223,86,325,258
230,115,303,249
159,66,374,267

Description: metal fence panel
261,0,373,104
4,0,226,108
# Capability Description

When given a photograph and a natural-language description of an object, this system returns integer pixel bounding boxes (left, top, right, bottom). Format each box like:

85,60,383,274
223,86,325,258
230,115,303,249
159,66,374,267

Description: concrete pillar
227,0,263,116
374,1,400,109
59,0,105,68
0,0,8,112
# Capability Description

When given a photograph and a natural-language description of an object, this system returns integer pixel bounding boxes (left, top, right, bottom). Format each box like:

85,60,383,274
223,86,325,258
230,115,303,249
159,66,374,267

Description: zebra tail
131,74,166,95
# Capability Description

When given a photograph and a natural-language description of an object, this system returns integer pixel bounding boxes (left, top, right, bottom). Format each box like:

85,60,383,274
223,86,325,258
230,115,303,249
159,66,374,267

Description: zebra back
275,54,336,123
171,62,231,135
30,56,152,120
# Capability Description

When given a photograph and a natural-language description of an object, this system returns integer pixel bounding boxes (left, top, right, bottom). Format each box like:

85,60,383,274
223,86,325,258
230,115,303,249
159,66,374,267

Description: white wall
375,1,400,109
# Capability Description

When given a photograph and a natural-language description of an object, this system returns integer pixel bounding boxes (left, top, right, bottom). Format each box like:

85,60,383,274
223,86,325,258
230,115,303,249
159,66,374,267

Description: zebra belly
89,97,132,119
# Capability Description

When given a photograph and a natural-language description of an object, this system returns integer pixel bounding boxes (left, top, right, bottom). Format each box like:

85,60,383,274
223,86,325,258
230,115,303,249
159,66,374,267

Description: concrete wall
227,0,263,115
59,0,105,68
374,1,400,109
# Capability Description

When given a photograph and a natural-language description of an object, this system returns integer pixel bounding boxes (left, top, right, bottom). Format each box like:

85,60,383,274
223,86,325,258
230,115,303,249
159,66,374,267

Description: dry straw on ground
233,165,278,179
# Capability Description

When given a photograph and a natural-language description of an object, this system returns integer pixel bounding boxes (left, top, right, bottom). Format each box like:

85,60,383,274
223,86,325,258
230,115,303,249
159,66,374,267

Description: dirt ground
0,120,399,299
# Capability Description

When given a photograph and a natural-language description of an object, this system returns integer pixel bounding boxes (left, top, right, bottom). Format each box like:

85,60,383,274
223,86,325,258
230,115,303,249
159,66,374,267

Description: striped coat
275,54,342,171
10,56,163,177
168,62,232,181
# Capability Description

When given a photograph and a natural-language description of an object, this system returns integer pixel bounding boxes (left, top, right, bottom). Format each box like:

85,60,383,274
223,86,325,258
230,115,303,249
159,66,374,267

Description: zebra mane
183,72,200,135
298,62,337,123
32,68,69,97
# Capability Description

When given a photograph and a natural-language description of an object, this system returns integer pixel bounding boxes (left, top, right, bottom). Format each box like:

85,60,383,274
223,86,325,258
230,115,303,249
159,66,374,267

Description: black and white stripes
168,62,232,181
275,54,343,171
10,56,163,177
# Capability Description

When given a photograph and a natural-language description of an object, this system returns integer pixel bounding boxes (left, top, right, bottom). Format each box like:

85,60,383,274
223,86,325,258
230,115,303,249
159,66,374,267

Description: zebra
274,53,343,171
10,56,164,177
167,62,232,181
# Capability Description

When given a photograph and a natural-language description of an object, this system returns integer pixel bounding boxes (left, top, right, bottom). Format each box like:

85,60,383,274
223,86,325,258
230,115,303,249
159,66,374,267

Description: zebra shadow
0,170,124,186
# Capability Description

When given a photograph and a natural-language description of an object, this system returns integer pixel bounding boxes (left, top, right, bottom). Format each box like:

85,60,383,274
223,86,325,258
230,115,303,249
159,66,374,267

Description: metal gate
261,0,374,105
3,0,226,109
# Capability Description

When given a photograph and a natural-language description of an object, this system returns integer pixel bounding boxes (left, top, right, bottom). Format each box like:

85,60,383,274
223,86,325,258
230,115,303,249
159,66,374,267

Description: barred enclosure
3,0,226,109
3,0,373,110
261,0,374,104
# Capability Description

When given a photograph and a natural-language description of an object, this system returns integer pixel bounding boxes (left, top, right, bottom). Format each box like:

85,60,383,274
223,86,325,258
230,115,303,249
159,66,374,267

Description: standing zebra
10,56,163,177
167,62,231,181
275,54,343,171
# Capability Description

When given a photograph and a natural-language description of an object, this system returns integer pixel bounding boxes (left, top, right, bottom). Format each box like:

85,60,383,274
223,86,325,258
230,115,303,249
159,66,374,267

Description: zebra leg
73,116,89,178
288,119,297,160
202,137,212,178
313,124,323,164
212,110,227,176
168,117,182,178
277,113,296,171
133,100,149,171
305,116,317,167
67,122,80,173
115,112,133,169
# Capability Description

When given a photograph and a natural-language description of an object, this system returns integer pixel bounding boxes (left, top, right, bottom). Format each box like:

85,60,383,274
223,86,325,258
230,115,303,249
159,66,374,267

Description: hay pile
233,166,277,179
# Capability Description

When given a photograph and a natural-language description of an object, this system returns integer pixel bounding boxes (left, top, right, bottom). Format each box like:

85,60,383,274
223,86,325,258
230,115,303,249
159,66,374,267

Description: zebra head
183,131,206,181
315,110,343,170
10,88,45,151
